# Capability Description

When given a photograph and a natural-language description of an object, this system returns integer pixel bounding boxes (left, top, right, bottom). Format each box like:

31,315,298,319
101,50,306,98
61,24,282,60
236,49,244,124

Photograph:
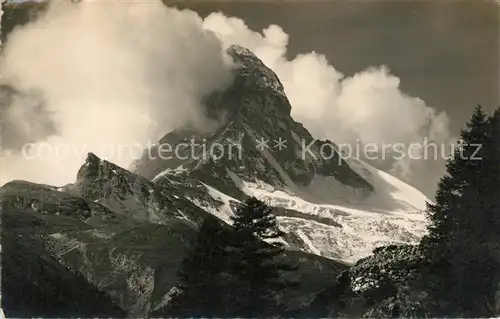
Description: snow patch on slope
300,158,428,214
182,182,240,224
344,157,430,211
202,183,240,223
152,165,187,182
225,163,429,261
295,229,322,256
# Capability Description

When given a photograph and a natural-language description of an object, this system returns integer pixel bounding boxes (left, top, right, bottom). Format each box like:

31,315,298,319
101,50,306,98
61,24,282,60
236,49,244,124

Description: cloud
0,1,452,196
203,12,453,195
0,84,57,150
0,0,233,186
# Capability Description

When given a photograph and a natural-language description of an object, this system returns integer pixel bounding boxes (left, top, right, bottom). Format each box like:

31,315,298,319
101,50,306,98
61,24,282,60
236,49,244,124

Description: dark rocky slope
2,230,125,318
305,242,500,318
0,153,348,317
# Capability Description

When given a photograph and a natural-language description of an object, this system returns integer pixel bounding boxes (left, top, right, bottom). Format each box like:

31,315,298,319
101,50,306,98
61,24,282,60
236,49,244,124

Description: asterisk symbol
255,137,269,151
274,137,287,151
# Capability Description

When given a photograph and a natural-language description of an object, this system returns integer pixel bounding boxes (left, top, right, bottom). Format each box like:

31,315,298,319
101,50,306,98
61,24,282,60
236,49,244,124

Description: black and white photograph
0,0,499,317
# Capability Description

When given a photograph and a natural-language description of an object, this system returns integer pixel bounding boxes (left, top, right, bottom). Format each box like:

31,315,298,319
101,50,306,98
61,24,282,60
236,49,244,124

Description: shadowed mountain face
1,230,126,318
133,45,430,262
5,1,498,200
0,152,224,316
1,43,427,316
0,153,348,317
133,45,374,197
0,2,496,318
1,48,361,313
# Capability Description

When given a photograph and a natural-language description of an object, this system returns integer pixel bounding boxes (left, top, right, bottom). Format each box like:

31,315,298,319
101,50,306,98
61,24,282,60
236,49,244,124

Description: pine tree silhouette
427,105,489,246
231,197,285,240
163,217,231,318
481,107,500,243
425,105,500,315
228,197,297,317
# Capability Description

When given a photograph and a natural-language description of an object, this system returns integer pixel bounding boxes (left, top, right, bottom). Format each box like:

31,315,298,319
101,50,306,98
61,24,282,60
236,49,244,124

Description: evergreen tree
480,107,500,243
164,217,230,318
424,105,500,314
426,105,489,246
231,197,285,240
228,197,297,317
446,106,500,245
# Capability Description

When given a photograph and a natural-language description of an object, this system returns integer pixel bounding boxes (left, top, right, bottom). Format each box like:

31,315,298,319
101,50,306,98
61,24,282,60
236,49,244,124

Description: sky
169,0,499,197
0,0,498,199
169,0,499,134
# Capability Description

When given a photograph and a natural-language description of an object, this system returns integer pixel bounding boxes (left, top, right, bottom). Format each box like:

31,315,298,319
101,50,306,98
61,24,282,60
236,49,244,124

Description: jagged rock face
1,45,429,316
1,180,93,221
133,45,428,262
208,45,290,118
305,244,436,318
1,152,347,317
1,6,432,318
306,243,500,318
134,45,373,195
0,154,217,316
0,179,202,316
70,152,214,226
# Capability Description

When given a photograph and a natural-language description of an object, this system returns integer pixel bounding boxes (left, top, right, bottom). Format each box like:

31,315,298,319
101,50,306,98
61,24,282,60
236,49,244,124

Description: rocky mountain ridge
1,45,429,317
134,44,430,262
1,152,347,317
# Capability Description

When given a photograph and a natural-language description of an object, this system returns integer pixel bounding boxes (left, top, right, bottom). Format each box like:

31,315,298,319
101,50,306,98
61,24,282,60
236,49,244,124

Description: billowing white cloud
0,1,233,185
0,1,452,196
204,13,452,194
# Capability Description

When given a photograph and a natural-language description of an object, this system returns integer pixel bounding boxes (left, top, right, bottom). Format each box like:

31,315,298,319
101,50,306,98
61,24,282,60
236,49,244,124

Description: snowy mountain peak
227,44,288,105
132,46,430,262
206,45,291,121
